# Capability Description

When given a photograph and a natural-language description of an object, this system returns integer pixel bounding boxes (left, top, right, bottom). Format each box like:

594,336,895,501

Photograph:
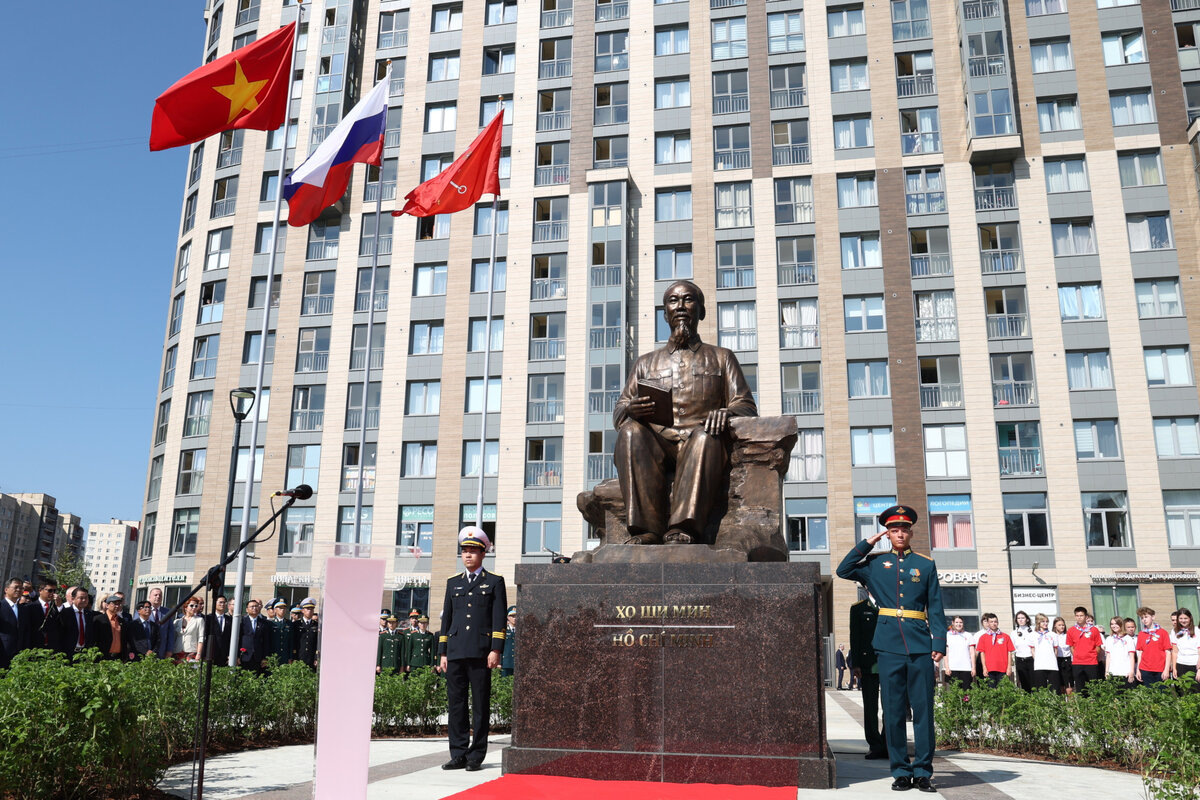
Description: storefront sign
272,572,432,591
929,495,971,514
1013,588,1057,603
272,572,318,586
1092,571,1198,584
137,573,189,586
938,571,989,584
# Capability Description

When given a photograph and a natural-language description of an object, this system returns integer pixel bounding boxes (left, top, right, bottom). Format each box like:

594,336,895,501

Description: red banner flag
150,23,295,151
395,110,504,218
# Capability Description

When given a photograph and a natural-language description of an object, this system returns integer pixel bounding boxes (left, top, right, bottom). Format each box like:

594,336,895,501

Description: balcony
714,94,749,115
355,291,389,312
216,148,242,169
594,156,628,169
915,317,958,342
532,277,567,300
385,129,402,148
770,88,808,110
389,77,405,98
358,235,392,257
345,408,381,430
980,249,1022,274
291,410,324,432
590,265,623,287
896,74,935,98
906,191,946,215
530,338,566,360
595,1,628,21
310,125,336,147
588,454,618,482
342,467,377,492
969,55,1007,78
993,380,1036,407
589,390,619,414
211,197,236,217
364,182,397,203
539,59,572,79
715,149,751,170
987,314,1029,340
589,327,621,349
535,164,570,186
711,0,746,7
1172,0,1200,9
920,383,963,409
998,446,1043,477
782,389,822,415
594,105,628,125
378,29,408,49
349,349,386,370
974,187,1015,211
781,326,820,349
778,262,816,286
773,144,810,166
533,221,568,242
787,453,826,482
306,241,339,261
962,0,1000,19
909,252,955,278
902,132,941,155
526,461,563,487
295,352,329,373
322,24,347,45
301,294,334,315
541,9,573,28
528,399,565,423
537,110,571,131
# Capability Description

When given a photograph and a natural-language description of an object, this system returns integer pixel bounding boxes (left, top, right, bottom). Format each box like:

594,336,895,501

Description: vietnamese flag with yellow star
149,22,295,151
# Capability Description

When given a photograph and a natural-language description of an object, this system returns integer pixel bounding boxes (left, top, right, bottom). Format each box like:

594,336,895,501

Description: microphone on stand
272,484,314,500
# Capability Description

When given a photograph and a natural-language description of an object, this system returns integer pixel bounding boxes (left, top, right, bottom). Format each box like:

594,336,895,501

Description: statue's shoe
624,532,662,545
663,530,693,544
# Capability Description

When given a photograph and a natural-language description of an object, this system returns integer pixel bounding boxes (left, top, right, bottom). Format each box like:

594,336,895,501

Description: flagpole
353,65,390,555
475,194,499,530
228,4,303,667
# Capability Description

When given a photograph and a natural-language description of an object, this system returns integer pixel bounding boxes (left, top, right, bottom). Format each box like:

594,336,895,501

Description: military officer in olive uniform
292,597,320,668
406,615,436,671
500,605,516,676
377,615,405,675
850,588,887,760
267,599,293,665
438,527,508,772
837,505,945,794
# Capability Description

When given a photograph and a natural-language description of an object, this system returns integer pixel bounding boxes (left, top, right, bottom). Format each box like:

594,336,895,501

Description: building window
830,59,869,92
848,361,888,398
416,215,451,241
1165,491,1200,547
204,228,232,272
140,513,156,559
341,443,376,491
1154,417,1200,458
1004,493,1050,547
717,301,757,351
295,327,331,373
474,203,509,236
1136,279,1183,319
472,259,507,293
463,440,500,477
594,135,627,169
528,374,565,423
337,506,373,546
711,17,747,59
1074,420,1120,460
176,449,206,495
594,83,628,124
1145,347,1192,386
655,25,689,55
973,89,1014,136
900,108,940,154
998,422,1042,476
242,331,276,365
929,496,974,549
715,182,752,228
291,385,325,432
183,391,212,437
177,242,191,284
197,281,225,325
285,444,321,492
1066,350,1112,389
425,103,457,133
655,131,691,165
1083,492,1131,548
469,317,504,352
248,275,282,309
595,31,629,72
211,176,238,217
1110,90,1155,126
1044,157,1088,193
833,115,873,149
655,78,690,109
410,321,444,355
1058,284,1103,321
154,400,171,446
162,346,177,390
188,144,203,186
1127,213,1173,251
485,0,516,23
414,263,448,297
855,498,897,551
844,296,885,332
1026,0,1066,16
147,456,163,502
523,503,562,553
851,427,894,466
345,381,381,430
768,11,805,53
280,507,314,556
1117,151,1162,187
182,192,197,233
841,233,882,269
233,446,264,483
1102,30,1145,65
190,335,220,379
406,380,441,415
655,188,692,221
1031,39,1072,72
770,65,808,110
784,429,825,481
431,3,463,32
716,241,755,288
483,45,515,75
774,176,813,223
892,0,930,41
397,506,433,555
464,377,502,414
920,355,963,409
777,237,816,286
402,442,438,477
1037,97,1081,132
837,174,876,208
170,509,200,556
656,246,692,280
914,291,957,341
924,425,967,477
526,438,563,486
828,6,865,37
785,499,827,551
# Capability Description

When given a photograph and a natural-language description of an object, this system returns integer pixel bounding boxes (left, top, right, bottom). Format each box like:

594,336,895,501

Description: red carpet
443,775,795,799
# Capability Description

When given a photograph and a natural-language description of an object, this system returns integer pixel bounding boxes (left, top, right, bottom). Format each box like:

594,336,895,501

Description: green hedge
0,649,513,800
935,678,1200,800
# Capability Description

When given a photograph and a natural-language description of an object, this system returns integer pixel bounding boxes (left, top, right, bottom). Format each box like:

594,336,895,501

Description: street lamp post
1004,537,1020,627
221,388,257,578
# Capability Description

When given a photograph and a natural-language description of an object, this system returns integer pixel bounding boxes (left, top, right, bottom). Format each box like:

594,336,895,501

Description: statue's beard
669,319,694,347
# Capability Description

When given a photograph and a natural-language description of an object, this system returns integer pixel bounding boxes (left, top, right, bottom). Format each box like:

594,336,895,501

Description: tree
42,550,92,593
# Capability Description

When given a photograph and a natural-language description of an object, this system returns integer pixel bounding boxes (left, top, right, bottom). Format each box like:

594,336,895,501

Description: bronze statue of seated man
612,280,758,545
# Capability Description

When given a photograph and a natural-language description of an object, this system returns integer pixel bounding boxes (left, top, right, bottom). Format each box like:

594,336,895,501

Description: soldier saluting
836,505,945,793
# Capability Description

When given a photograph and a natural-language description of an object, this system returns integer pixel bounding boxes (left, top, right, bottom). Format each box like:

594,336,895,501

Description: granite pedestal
501,561,835,788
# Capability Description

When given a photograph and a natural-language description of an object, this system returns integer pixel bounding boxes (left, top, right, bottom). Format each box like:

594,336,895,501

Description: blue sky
0,3,206,530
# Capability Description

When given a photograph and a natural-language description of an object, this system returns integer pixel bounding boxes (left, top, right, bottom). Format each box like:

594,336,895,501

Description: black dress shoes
891,776,913,791
442,757,467,770
465,762,483,772
865,750,888,759
914,777,935,793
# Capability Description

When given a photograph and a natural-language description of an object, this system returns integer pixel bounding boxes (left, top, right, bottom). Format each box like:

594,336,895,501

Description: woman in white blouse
173,597,206,663
1170,607,1199,688
1052,616,1073,694
1031,613,1062,692
1101,615,1135,683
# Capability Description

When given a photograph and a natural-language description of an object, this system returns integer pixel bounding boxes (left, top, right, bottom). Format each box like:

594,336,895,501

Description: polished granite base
501,562,835,788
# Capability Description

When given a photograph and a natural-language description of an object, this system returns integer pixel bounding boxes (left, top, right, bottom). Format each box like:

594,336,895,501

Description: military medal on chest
910,568,920,583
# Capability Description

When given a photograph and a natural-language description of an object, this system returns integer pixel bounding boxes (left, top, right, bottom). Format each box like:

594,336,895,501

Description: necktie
77,612,85,647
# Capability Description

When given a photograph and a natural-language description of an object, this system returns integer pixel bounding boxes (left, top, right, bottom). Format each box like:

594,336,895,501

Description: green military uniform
377,621,406,674
836,505,945,788
406,617,436,670
849,597,886,758
268,601,293,665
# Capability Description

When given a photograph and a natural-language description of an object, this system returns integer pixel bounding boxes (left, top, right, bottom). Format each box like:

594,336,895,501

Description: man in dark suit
207,595,234,666
130,601,160,658
50,587,95,659
238,599,270,672
89,595,136,661
1,577,26,668
850,588,887,760
21,581,57,650
438,527,508,772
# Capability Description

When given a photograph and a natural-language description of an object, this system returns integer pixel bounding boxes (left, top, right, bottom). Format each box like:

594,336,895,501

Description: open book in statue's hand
637,381,674,427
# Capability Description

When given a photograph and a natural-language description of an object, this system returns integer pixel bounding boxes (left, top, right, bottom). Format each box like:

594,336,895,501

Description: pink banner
314,557,386,798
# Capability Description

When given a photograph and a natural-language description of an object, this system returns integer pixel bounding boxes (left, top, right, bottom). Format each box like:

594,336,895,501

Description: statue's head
662,280,706,324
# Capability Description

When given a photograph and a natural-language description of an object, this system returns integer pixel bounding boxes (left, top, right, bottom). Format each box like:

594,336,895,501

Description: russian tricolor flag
283,67,390,227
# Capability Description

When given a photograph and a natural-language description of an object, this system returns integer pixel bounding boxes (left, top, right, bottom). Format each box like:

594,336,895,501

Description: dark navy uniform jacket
837,539,946,656
437,569,508,660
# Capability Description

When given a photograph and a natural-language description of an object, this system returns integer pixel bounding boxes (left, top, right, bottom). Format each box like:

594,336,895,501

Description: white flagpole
475,194,499,530
228,6,303,666
353,66,391,552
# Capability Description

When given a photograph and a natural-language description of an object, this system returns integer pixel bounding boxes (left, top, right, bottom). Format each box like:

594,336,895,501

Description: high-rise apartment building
139,0,1200,643
85,519,140,601
0,493,82,583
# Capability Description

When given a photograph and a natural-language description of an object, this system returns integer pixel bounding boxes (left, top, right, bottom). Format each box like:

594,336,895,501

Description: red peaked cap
877,505,918,528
